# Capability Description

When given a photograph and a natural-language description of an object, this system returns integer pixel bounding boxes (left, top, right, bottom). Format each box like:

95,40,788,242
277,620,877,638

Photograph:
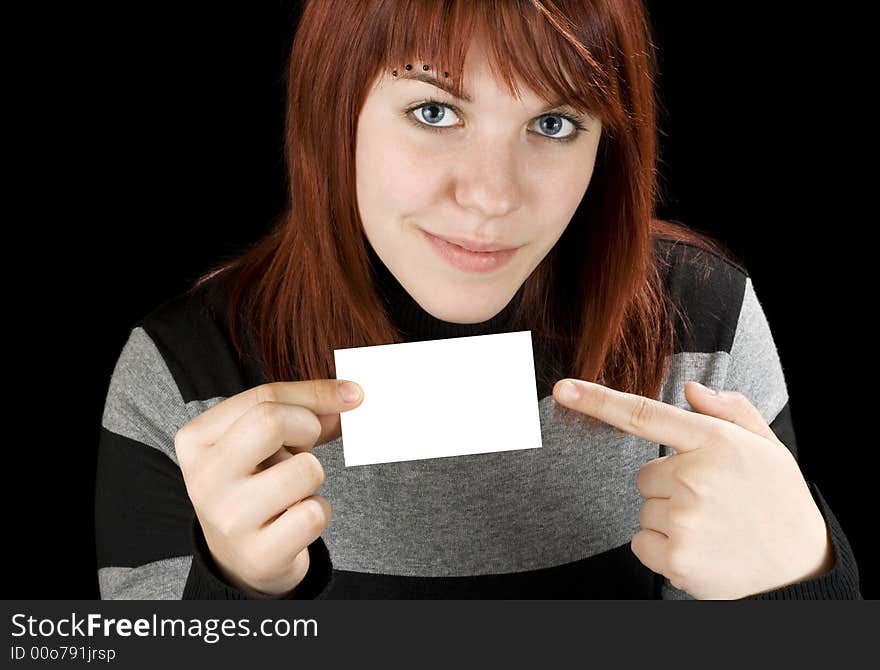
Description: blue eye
403,97,588,144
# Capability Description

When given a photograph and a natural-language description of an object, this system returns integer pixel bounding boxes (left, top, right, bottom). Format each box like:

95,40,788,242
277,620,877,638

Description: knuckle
215,508,248,539
291,451,326,489
630,529,650,562
299,496,330,532
627,397,655,432
310,382,325,409
253,383,279,406
174,425,195,471
254,401,285,436
674,465,711,500
665,543,692,581
296,407,323,445
174,424,192,452
592,385,610,415
634,458,664,494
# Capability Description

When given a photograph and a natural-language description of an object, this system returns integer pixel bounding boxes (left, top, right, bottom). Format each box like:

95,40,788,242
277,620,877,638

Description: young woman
95,0,861,599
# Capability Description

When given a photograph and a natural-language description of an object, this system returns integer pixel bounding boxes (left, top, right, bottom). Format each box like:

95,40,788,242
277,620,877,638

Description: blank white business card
333,330,543,466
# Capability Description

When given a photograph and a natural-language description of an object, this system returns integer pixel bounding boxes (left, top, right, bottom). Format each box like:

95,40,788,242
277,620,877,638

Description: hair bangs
374,0,624,134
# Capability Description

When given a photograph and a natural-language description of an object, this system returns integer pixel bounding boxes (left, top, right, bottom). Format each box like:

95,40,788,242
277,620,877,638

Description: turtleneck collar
368,242,523,342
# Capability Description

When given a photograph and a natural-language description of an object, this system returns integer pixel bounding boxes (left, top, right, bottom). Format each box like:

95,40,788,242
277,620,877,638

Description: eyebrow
396,71,573,113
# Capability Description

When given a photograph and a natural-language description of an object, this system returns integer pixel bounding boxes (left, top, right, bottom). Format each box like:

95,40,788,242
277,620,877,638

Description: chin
419,296,503,324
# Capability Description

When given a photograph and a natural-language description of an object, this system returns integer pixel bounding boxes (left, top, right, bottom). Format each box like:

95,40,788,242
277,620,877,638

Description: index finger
552,378,722,453
179,379,363,447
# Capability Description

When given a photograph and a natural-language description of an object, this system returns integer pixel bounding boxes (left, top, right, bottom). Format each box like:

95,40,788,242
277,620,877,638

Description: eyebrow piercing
391,64,449,77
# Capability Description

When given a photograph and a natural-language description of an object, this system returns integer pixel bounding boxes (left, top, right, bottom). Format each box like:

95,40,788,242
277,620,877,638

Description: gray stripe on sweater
101,327,191,466
98,556,192,599
723,277,789,422
101,327,226,465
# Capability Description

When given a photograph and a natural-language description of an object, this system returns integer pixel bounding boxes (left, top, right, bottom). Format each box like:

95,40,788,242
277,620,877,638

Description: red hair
190,0,732,400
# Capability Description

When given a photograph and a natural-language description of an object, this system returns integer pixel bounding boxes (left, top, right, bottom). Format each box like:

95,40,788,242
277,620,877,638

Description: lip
429,232,520,252
421,229,520,274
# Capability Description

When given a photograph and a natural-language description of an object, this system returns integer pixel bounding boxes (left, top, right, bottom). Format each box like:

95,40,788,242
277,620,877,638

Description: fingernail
338,381,362,402
556,380,580,403
694,381,718,396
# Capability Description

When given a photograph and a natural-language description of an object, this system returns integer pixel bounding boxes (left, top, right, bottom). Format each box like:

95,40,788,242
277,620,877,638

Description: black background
16,2,873,599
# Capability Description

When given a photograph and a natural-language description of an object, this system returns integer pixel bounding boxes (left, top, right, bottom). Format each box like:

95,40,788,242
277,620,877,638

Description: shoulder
131,275,267,405
652,237,750,355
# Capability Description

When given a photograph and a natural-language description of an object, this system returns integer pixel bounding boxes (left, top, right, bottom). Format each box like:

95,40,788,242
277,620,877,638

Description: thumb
684,381,782,445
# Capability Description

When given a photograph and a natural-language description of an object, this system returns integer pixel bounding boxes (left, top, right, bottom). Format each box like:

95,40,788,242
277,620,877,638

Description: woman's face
355,39,603,323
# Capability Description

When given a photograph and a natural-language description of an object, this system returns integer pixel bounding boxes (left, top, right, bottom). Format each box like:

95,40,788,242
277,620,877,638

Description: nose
453,139,523,220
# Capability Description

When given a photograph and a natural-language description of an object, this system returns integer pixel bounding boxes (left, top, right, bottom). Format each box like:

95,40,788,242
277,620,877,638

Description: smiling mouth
423,231,521,253
421,229,520,273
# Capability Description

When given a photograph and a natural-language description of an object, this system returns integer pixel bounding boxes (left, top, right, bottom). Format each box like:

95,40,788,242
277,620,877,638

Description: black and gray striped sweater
95,239,862,599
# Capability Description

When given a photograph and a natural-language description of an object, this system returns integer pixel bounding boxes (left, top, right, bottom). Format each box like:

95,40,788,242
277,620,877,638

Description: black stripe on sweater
95,427,194,568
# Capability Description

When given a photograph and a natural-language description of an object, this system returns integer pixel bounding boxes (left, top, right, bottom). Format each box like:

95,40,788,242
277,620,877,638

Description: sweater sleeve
660,275,862,600
717,277,860,599
183,515,335,599
724,279,861,599
96,326,334,600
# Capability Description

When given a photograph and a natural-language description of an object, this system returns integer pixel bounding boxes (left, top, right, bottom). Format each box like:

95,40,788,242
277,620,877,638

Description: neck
368,242,523,342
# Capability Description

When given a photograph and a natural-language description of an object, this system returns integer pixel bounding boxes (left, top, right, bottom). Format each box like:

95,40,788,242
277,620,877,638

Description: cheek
534,159,595,221
356,132,442,219
519,163,594,255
